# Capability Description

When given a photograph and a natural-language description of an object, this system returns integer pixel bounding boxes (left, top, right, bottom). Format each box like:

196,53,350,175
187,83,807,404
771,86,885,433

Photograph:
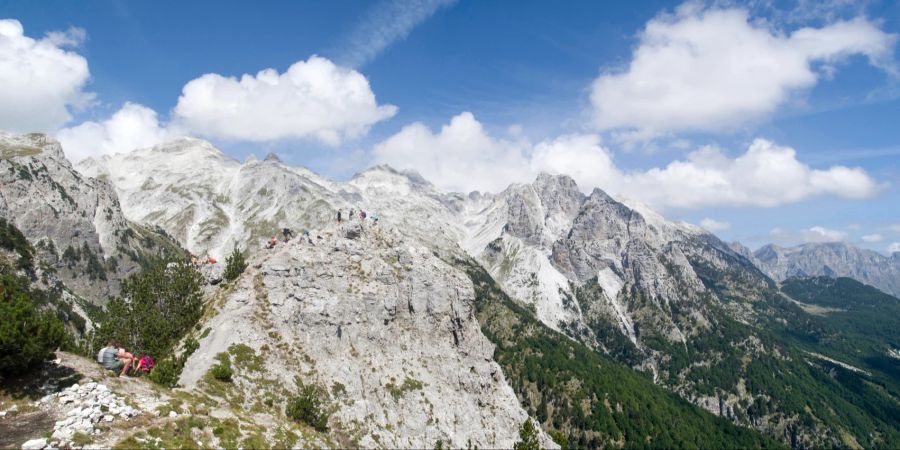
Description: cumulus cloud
862,233,883,243
620,139,882,209
56,103,172,162
770,226,847,243
700,218,731,232
590,5,898,135
334,0,457,68
372,112,530,192
800,226,847,242
373,112,882,210
0,19,93,133
887,242,900,254
173,55,397,144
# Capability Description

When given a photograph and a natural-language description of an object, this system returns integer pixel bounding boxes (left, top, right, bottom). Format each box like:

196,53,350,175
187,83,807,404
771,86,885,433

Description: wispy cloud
333,0,457,68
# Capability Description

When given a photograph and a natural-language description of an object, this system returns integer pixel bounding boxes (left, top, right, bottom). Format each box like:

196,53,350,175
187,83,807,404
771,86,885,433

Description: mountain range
750,242,900,297
3,132,899,448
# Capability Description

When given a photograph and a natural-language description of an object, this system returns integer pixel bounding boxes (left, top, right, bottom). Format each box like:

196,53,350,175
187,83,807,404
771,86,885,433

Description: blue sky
1,0,899,253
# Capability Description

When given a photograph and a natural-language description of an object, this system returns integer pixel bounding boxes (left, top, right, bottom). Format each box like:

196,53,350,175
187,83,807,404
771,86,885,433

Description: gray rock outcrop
180,222,555,449
0,132,180,303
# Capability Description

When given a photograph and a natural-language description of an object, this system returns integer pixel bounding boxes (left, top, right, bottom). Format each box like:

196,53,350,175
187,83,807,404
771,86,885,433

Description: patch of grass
0,143,41,160
228,343,264,372
72,431,94,447
114,415,210,449
211,417,241,449
241,432,268,449
385,376,424,400
273,426,299,449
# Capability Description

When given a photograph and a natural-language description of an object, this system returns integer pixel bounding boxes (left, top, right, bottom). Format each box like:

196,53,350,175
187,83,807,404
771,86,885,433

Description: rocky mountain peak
0,132,181,302
1,132,66,162
349,164,437,198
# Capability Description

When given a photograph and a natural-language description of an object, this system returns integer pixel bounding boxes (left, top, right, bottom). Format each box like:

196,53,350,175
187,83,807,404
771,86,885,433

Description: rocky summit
179,221,554,449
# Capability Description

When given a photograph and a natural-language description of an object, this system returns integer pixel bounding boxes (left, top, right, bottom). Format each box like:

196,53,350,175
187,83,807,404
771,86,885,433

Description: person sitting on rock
115,344,137,377
266,235,278,249
98,340,134,377
97,340,117,368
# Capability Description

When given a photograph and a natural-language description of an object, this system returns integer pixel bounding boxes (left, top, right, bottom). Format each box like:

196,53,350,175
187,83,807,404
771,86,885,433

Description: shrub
147,358,180,387
513,419,541,450
0,218,34,270
210,352,233,382
223,246,247,282
0,274,65,376
147,334,199,388
210,363,233,382
286,379,329,431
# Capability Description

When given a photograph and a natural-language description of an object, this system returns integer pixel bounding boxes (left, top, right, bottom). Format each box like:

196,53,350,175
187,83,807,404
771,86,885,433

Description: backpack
138,356,155,372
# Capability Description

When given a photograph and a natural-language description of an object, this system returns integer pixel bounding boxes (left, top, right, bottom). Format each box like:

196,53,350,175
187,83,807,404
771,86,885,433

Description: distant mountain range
730,241,900,298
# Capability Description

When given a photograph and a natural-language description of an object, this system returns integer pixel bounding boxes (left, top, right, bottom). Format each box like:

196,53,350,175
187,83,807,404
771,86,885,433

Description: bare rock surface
181,222,554,449
0,132,179,303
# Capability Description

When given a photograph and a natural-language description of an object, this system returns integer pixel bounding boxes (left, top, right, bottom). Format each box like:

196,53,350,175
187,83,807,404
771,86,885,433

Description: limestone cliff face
0,132,178,303
180,222,554,449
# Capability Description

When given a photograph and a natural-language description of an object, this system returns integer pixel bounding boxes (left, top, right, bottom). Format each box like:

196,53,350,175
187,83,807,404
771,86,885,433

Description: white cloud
700,218,731,232
0,19,93,133
888,242,900,254
862,233,883,242
621,139,882,209
371,112,531,193
770,225,847,243
372,112,882,210
334,0,457,68
56,103,172,162
800,226,847,242
44,26,86,47
890,224,900,233
590,5,898,135
173,55,397,144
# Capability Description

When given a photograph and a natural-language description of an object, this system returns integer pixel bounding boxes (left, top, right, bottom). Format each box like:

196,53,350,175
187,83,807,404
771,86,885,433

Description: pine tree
0,274,65,376
223,246,248,282
95,259,202,358
514,419,542,450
